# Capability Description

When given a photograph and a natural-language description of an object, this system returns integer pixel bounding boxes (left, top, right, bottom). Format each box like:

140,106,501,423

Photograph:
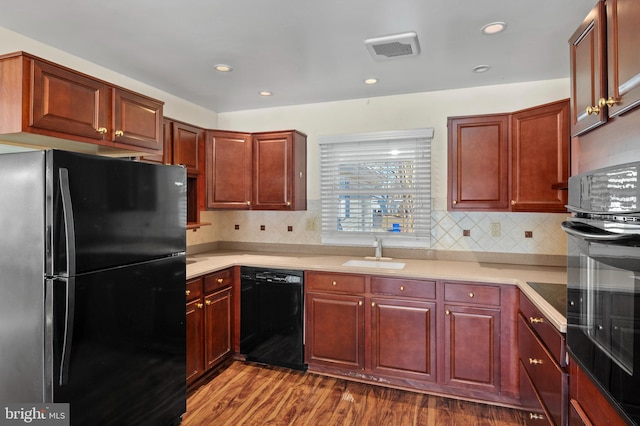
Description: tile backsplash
195,200,568,256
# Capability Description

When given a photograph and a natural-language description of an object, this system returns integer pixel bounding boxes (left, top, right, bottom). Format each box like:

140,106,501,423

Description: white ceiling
0,0,596,113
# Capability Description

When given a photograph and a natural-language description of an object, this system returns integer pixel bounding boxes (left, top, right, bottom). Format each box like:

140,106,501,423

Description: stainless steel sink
342,259,406,270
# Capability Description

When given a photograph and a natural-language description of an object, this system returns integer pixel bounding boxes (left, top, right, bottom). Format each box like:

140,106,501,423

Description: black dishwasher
240,267,306,371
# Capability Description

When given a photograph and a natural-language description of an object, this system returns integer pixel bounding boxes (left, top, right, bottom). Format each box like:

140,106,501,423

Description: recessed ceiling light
214,64,232,72
473,65,491,73
364,78,378,85
481,22,507,35
259,91,272,96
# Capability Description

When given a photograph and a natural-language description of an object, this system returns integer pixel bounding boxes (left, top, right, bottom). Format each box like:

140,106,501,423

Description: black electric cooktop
526,282,567,318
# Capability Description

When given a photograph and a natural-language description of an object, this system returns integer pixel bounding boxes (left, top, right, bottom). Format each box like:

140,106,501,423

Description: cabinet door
186,298,204,385
606,0,640,117
252,131,307,210
370,297,436,382
172,121,203,175
205,131,252,209
510,99,569,212
139,117,172,164
112,88,163,152
30,59,109,141
204,288,232,369
443,304,500,393
448,115,510,211
569,1,607,136
305,292,365,370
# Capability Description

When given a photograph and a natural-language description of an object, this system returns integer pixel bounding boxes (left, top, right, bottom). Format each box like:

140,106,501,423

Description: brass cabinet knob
371,302,376,307
452,200,458,205
598,96,617,108
205,300,212,306
510,200,516,206
358,300,363,306
586,105,600,116
399,286,405,291
115,130,124,137
196,303,203,309
246,201,251,206
185,290,191,296
286,201,292,206
468,292,474,298
97,127,108,134
332,281,337,286
529,317,544,324
528,358,543,365
445,310,451,315
217,278,224,284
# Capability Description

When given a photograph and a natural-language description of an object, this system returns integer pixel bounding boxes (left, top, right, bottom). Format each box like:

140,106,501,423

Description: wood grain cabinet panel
186,277,205,385
305,291,365,370
172,121,203,175
370,297,436,382
443,304,501,393
204,288,232,369
569,1,607,137
205,130,252,209
448,114,510,211
112,88,163,152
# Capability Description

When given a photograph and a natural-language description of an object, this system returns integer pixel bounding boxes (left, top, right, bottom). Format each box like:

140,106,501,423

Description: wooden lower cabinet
443,304,500,393
186,268,234,388
304,272,517,405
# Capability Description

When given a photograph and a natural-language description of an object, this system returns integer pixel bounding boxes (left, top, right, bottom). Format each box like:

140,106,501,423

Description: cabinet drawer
444,282,500,306
186,277,203,302
520,292,566,366
371,277,435,299
204,268,233,293
519,314,567,426
306,272,365,293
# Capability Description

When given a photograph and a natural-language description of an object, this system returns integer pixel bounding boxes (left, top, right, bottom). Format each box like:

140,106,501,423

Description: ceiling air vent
365,31,420,60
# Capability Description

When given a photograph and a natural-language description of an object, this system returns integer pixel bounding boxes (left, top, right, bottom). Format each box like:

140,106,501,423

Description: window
319,128,433,247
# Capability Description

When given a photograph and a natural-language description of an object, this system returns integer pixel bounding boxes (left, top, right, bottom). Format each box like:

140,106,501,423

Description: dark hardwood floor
183,361,528,425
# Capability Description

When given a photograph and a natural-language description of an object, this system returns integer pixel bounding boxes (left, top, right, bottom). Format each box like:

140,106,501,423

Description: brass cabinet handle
196,303,203,309
115,130,124,137
217,278,224,284
97,127,107,134
529,413,545,420
445,310,451,315
332,281,337,286
529,317,544,324
599,97,617,108
286,201,291,206
510,200,516,206
452,200,457,205
468,292,474,298
358,301,363,306
371,302,375,307
205,300,212,306
528,358,543,365
586,105,600,116
185,290,191,296
399,286,404,291
246,201,251,206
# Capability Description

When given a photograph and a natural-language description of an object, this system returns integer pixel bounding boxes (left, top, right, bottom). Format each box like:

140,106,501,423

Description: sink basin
342,259,406,270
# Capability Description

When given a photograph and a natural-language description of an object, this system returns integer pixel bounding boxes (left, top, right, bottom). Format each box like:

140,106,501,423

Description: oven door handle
561,221,634,241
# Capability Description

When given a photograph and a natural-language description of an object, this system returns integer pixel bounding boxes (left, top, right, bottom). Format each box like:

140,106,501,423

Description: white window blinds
319,128,433,247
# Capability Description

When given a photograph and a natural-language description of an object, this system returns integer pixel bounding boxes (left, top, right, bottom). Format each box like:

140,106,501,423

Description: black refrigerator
0,150,187,425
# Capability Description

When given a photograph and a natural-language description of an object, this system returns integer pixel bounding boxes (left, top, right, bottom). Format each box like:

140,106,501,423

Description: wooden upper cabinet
252,130,307,210
606,0,640,118
112,88,163,152
172,121,204,175
569,0,640,136
511,99,569,212
205,130,253,209
448,114,510,211
30,59,110,141
0,52,164,155
569,1,607,137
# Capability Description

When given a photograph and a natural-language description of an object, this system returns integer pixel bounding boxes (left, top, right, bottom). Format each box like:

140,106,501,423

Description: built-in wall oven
562,162,640,425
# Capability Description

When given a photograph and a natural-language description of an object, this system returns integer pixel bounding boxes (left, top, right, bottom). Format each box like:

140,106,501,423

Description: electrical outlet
305,217,318,231
490,222,501,237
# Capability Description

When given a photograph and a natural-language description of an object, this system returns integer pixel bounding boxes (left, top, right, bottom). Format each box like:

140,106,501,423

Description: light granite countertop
186,251,568,333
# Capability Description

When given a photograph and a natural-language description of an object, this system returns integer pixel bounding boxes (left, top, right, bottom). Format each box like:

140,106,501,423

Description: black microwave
562,162,640,425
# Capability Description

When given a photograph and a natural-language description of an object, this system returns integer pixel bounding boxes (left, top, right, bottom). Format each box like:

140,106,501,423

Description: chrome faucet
374,236,383,260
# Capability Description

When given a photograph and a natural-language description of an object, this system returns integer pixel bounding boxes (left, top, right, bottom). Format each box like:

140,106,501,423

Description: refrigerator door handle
59,276,76,386
59,168,77,277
